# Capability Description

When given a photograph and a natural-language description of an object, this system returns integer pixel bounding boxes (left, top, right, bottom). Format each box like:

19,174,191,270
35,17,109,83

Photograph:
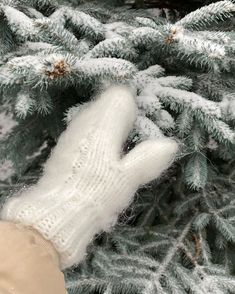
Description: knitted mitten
0,86,178,270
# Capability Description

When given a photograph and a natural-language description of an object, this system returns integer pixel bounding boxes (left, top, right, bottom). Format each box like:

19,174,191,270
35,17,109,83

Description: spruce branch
176,0,235,30
0,1,235,292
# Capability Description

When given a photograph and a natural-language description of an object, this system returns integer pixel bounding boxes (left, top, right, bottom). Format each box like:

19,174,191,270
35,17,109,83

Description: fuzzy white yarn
0,86,178,270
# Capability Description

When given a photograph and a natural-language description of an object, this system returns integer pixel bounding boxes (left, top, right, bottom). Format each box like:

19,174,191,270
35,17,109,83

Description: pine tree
0,0,235,293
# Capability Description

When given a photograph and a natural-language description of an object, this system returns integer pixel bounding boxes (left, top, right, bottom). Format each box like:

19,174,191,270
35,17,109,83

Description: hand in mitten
1,86,178,270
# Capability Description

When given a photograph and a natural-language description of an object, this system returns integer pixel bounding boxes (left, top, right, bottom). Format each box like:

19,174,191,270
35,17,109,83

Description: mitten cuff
0,196,117,270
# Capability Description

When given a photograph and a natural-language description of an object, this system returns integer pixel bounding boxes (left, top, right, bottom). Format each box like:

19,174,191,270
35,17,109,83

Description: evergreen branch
174,193,201,216
1,2,235,292
50,7,105,42
15,89,36,118
135,16,159,30
150,86,222,119
176,108,193,138
198,116,235,146
5,54,137,88
184,153,208,190
129,27,163,49
2,5,37,40
157,76,193,90
153,220,192,279
133,115,164,142
176,1,235,30
34,18,89,55
138,64,165,78
212,214,235,243
192,213,211,231
85,37,137,61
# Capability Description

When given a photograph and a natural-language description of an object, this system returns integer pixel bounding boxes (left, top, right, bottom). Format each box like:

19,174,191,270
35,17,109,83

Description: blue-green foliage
0,0,235,293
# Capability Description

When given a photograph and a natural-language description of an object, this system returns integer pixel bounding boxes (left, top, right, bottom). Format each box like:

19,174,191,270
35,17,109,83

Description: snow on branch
4,54,137,88
2,5,37,40
176,0,235,30
50,7,105,42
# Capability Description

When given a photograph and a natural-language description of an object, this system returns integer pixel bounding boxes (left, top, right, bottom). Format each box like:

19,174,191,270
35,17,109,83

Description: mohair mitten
0,86,178,270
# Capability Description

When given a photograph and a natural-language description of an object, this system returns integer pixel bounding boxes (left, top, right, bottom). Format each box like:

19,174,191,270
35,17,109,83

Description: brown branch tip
165,26,178,44
45,60,70,79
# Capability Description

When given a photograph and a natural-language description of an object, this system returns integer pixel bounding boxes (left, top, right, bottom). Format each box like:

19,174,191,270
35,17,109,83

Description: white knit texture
0,86,178,270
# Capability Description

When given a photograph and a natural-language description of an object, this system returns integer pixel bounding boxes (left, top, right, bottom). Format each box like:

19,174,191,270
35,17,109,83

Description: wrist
0,220,60,268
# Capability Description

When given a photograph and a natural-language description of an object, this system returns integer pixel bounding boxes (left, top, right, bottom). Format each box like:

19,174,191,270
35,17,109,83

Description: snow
72,11,104,35
24,42,54,51
8,53,73,79
49,7,66,26
214,119,235,142
194,31,230,44
155,110,175,130
0,111,18,140
0,113,13,186
176,1,235,28
220,95,235,119
0,160,14,181
104,22,134,39
150,86,222,119
135,17,158,30
134,115,164,141
75,58,137,80
3,6,36,38
129,27,162,47
26,141,48,160
25,7,44,19
133,73,156,90
146,8,162,17
206,137,218,150
157,76,193,90
105,30,121,39
85,37,132,59
136,95,161,115
53,8,105,40
63,104,82,124
176,32,226,58
139,65,165,78
15,91,35,118
197,275,228,294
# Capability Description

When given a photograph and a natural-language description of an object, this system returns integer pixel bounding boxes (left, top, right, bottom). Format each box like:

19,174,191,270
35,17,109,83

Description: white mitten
0,86,178,270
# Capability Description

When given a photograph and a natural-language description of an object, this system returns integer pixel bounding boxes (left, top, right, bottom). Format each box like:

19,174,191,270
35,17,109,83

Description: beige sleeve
0,221,68,294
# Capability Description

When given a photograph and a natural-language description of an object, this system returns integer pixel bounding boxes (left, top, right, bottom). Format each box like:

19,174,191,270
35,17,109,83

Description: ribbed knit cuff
0,196,118,270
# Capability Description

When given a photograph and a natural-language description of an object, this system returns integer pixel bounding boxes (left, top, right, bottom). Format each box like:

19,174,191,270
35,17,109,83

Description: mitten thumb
122,138,178,185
